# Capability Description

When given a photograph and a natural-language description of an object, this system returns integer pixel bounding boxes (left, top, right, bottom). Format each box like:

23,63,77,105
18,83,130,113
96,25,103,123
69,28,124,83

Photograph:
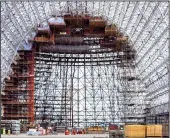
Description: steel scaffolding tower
2,50,35,123
34,51,142,126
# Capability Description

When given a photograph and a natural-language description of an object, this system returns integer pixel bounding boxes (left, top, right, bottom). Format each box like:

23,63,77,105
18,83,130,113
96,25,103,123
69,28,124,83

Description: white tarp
48,17,65,24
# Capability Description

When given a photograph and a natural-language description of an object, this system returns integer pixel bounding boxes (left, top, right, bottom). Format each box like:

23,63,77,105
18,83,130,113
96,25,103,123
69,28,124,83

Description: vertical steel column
168,1,170,136
91,53,96,125
84,54,87,127
65,55,68,127
70,54,74,127
28,50,35,123
61,55,66,126
77,54,80,127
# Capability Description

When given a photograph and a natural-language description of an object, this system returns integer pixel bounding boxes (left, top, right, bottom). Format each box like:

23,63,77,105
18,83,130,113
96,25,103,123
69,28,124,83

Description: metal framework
1,1,169,126
2,50,35,123
34,49,144,126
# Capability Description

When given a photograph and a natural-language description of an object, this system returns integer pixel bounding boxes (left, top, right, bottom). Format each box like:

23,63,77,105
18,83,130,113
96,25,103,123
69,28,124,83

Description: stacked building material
87,126,105,134
109,130,124,138
162,124,169,137
146,125,163,138
125,125,146,138
11,120,20,134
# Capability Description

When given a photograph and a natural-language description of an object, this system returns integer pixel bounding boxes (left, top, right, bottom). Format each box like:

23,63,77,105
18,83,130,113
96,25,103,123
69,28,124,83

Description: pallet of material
88,130,105,134
26,131,41,136
125,137,146,138
162,124,169,137
146,125,162,137
93,136,108,138
109,130,124,138
125,125,146,138
146,137,162,138
12,131,20,135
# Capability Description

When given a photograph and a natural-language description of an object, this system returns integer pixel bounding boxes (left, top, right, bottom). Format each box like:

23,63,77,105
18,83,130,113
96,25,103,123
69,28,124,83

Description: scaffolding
2,50,35,123
1,1,169,127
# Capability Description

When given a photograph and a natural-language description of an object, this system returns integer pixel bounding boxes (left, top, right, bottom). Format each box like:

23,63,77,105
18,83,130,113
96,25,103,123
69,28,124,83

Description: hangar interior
1,1,169,136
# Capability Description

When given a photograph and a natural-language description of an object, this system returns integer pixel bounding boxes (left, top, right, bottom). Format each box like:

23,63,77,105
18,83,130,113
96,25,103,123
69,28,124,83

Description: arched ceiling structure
1,1,169,119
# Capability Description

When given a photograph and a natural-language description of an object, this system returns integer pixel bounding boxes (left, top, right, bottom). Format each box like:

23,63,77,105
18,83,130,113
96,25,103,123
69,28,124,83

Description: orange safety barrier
72,130,76,135
65,129,69,135
82,129,86,134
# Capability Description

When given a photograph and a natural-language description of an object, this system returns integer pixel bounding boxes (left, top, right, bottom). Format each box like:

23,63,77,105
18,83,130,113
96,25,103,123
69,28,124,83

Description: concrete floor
1,133,109,138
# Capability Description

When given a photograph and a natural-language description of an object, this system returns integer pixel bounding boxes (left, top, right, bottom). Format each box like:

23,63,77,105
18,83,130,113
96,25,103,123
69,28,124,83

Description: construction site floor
1,133,109,138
